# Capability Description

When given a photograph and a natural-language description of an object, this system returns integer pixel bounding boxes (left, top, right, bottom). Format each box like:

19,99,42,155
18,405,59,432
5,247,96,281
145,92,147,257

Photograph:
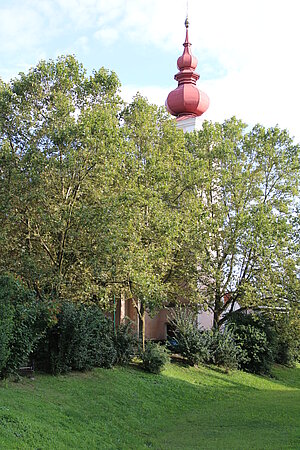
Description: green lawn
0,363,299,449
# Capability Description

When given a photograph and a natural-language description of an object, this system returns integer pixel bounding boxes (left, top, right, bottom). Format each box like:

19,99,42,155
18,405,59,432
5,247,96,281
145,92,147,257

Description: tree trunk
213,311,220,329
213,295,223,329
140,303,146,352
120,289,126,322
131,293,146,351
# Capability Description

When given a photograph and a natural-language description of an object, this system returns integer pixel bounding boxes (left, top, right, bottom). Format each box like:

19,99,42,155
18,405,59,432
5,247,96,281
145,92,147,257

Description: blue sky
1,0,300,142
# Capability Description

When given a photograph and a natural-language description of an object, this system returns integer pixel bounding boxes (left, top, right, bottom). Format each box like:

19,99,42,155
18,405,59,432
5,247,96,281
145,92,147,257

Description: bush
168,307,210,365
34,302,117,374
113,321,137,366
206,328,242,371
273,316,300,367
169,307,242,370
140,341,169,374
228,313,277,375
0,292,14,374
226,312,300,374
0,275,49,378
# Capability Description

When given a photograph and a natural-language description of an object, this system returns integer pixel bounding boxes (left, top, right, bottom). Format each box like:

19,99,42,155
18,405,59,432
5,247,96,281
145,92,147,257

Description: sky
1,0,300,142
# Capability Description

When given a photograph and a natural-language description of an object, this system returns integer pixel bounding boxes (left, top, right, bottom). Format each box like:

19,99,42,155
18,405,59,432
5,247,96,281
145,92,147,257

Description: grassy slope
0,363,299,450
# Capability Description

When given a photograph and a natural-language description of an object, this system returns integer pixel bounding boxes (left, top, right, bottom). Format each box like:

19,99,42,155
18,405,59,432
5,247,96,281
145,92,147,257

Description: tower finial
184,0,190,46
185,0,189,28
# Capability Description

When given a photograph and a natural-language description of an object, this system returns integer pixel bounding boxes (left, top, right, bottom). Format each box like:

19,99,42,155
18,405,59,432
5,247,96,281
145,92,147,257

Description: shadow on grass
165,360,300,393
272,364,300,389
0,363,299,449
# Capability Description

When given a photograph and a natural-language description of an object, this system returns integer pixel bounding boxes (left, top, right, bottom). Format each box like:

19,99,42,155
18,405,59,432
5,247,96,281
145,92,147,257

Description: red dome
166,18,209,119
166,84,209,117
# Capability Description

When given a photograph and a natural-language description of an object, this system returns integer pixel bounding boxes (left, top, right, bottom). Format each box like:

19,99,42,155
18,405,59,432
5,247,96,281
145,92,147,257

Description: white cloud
94,28,119,45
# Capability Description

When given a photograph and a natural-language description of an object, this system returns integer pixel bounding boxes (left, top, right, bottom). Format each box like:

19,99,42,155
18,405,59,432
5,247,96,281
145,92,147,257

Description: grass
0,363,299,449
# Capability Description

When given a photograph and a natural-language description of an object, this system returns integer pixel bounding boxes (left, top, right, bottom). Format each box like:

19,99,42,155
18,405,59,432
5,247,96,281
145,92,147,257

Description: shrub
0,293,14,374
113,321,137,366
233,324,272,374
0,275,49,378
273,316,300,367
168,307,210,365
140,341,169,374
228,313,277,375
35,302,117,374
206,328,242,371
169,307,242,370
8,299,49,375
227,312,300,374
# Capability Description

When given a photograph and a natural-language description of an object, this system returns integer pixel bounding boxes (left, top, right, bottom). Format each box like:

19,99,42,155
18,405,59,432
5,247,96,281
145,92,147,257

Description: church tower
165,17,209,132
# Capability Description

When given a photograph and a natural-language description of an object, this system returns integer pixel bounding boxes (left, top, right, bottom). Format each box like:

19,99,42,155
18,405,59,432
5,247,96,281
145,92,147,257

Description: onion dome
166,17,209,118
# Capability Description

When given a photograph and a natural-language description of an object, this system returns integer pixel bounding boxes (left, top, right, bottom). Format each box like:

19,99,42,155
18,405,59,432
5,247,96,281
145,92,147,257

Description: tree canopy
185,118,299,326
0,56,122,302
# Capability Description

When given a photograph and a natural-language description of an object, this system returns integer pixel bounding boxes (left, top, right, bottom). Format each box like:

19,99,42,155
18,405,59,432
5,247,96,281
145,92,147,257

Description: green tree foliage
0,56,122,302
98,94,192,348
185,118,299,326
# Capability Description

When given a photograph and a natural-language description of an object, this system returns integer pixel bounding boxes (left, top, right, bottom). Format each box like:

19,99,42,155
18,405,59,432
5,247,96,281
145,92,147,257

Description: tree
185,118,299,327
0,55,122,302
97,95,192,349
